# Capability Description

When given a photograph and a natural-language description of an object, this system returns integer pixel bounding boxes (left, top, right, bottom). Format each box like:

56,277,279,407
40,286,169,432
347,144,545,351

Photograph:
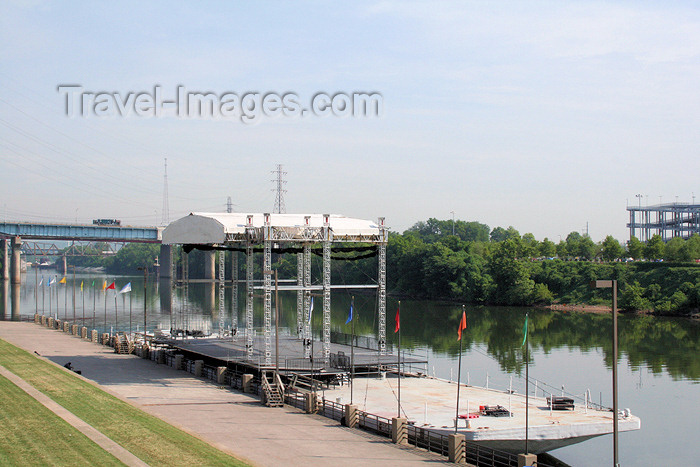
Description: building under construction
627,203,700,242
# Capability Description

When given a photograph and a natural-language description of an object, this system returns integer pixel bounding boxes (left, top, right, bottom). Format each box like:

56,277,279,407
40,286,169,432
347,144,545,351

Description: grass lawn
0,339,249,466
0,374,124,466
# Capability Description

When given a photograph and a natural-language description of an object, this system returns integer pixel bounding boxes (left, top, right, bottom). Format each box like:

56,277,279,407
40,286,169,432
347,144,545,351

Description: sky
1,1,699,242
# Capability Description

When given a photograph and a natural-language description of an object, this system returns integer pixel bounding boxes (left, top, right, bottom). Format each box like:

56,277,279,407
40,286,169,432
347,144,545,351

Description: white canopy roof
162,212,385,245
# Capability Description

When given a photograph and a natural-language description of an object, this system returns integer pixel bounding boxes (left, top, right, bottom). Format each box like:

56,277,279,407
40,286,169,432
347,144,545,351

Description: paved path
0,364,148,467
0,322,447,467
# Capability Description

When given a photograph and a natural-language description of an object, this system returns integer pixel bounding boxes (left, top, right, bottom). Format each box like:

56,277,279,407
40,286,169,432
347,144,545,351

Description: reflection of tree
182,283,700,381
396,302,700,380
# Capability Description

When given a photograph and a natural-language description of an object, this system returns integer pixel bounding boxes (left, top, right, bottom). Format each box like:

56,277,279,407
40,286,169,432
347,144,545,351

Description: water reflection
3,272,699,382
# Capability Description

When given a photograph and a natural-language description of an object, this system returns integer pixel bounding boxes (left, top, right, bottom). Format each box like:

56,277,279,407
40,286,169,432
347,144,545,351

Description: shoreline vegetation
30,217,700,318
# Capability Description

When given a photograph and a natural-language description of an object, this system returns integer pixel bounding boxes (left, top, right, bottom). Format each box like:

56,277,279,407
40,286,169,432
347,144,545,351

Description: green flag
521,314,528,347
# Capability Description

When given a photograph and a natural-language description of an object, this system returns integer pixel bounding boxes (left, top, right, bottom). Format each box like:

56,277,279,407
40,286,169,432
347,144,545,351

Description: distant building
627,203,700,242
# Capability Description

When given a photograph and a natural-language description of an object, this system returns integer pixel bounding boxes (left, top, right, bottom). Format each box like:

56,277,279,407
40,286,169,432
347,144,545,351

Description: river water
2,270,698,466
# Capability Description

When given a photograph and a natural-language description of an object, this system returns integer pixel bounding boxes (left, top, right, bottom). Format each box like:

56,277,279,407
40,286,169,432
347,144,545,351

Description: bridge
0,221,166,284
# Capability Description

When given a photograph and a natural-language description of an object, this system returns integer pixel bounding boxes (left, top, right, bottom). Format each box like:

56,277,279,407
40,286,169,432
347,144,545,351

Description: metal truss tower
245,215,255,360
322,214,331,363
218,251,225,336
271,164,287,214
231,251,238,340
263,214,272,366
161,158,170,226
378,218,387,355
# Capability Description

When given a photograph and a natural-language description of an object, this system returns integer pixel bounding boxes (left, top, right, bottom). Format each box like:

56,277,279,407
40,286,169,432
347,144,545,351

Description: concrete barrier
81,327,88,339
174,355,183,370
91,330,98,343
518,453,537,467
305,393,317,413
34,314,40,324
242,374,254,393
217,367,226,384
392,417,407,445
63,322,70,333
48,317,54,328
71,324,79,336
141,345,149,359
345,404,358,428
194,360,203,377
448,433,465,463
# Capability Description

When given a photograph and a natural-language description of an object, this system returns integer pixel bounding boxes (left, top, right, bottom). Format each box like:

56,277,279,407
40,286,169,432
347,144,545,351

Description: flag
102,280,107,291
521,314,528,347
394,306,400,333
39,276,44,286
80,281,83,291
457,309,467,341
345,302,353,324
119,282,131,294
59,276,67,284
106,281,115,290
307,297,314,323
92,280,95,287
48,276,56,287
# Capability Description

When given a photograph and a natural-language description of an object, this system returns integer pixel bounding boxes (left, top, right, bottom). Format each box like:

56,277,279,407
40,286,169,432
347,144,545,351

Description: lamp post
591,279,619,467
450,211,455,236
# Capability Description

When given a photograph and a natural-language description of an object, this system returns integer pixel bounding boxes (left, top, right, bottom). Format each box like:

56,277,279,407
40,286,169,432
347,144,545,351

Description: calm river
2,270,698,466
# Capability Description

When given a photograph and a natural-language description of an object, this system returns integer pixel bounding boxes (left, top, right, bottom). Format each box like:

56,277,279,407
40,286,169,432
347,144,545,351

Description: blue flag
345,302,353,324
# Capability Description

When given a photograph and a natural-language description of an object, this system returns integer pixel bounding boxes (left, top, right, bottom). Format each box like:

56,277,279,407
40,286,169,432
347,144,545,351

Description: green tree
644,234,665,261
664,237,686,262
627,236,644,260
490,227,508,243
539,238,556,257
488,239,535,305
601,235,624,261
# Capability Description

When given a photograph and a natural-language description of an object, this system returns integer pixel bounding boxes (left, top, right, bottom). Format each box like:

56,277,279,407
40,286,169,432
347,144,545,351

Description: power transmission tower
271,164,287,214
161,157,170,225
227,196,233,213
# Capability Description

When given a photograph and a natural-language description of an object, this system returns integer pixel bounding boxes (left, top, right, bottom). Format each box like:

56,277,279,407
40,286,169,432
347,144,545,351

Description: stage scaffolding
627,203,700,242
162,213,388,366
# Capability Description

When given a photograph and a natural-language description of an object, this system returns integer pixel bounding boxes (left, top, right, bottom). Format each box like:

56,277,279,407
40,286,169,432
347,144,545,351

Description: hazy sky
1,1,698,242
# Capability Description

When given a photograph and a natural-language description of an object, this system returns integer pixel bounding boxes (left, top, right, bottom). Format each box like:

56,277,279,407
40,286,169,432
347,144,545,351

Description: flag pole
350,296,355,405
525,312,530,455
104,282,107,334
397,300,401,418
114,283,118,332
81,281,85,326
72,266,76,323
35,264,38,315
455,305,465,433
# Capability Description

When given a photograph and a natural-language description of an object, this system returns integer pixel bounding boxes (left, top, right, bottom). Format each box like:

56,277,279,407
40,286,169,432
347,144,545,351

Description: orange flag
457,309,467,341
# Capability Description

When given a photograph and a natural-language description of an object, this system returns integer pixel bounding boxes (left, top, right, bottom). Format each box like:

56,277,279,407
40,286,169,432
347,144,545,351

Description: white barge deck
322,374,641,454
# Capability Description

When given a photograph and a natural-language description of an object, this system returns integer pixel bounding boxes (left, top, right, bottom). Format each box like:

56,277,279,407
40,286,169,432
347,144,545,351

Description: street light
590,279,619,467
450,211,455,236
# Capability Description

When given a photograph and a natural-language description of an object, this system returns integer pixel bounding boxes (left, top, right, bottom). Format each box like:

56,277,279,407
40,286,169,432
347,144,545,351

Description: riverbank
540,302,700,319
0,321,445,467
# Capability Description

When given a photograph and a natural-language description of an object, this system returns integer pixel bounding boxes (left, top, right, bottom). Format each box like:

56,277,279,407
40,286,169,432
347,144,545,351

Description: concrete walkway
0,364,148,467
0,322,447,467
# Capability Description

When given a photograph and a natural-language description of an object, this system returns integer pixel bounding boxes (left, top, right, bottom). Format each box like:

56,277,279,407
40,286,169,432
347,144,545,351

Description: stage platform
153,334,428,375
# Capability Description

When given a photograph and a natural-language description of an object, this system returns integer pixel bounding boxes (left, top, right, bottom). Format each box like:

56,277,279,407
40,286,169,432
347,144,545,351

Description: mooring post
216,366,226,384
